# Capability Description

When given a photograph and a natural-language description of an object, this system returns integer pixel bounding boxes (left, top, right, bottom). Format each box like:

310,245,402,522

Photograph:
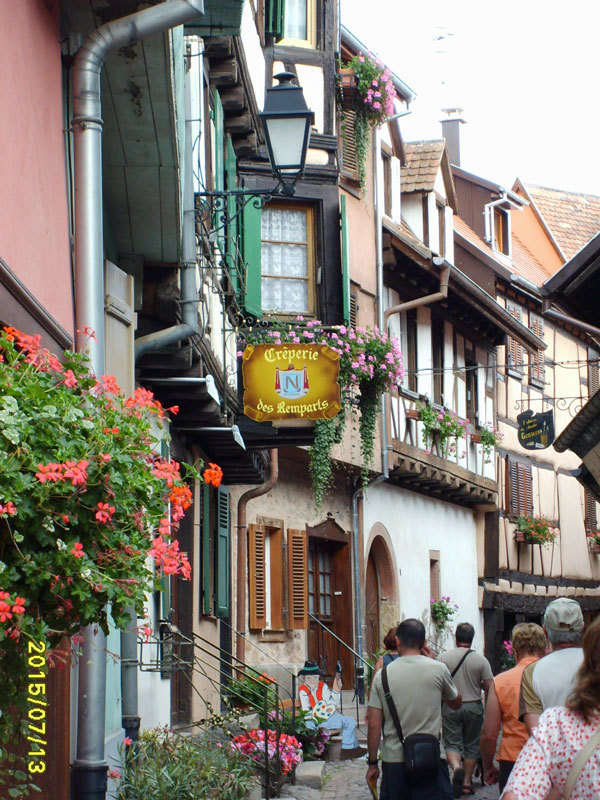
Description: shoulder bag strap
450,649,472,678
563,727,600,800
381,664,404,744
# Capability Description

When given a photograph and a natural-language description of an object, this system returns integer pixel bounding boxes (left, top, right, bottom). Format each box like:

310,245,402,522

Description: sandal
452,768,465,799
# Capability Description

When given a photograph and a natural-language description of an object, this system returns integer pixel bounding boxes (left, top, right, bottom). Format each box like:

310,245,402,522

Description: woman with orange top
480,622,547,792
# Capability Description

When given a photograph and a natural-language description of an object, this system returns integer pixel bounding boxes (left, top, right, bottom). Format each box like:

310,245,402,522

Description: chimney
440,108,466,167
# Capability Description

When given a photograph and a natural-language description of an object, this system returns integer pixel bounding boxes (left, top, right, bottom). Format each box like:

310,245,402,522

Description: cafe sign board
517,409,555,450
242,343,342,422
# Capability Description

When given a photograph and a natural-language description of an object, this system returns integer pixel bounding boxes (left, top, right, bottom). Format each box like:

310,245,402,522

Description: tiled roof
525,184,600,260
454,215,551,287
402,140,446,193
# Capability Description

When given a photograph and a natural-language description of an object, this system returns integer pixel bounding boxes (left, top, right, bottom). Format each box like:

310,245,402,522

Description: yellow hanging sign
241,343,342,422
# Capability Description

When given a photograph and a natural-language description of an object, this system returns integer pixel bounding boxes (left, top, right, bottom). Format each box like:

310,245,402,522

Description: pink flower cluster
348,51,396,125
148,535,191,579
230,729,302,774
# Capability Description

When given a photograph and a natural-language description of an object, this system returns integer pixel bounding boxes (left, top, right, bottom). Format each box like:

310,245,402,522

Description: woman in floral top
502,616,600,799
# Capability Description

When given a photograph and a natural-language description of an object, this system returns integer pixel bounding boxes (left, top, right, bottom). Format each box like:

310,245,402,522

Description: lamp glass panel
264,116,308,172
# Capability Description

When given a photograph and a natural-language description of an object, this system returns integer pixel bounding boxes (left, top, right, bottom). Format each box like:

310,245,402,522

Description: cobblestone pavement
281,758,501,800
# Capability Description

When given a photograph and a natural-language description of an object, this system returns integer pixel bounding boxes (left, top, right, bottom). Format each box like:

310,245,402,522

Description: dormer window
484,193,519,258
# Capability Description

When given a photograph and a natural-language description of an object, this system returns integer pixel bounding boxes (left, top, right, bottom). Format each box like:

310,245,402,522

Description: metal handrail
308,611,370,706
308,612,370,668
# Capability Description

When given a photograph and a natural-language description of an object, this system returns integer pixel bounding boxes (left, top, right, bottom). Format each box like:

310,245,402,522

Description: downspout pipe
236,450,279,665
70,3,203,799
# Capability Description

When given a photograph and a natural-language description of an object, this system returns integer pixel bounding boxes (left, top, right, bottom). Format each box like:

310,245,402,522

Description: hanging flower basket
337,67,358,110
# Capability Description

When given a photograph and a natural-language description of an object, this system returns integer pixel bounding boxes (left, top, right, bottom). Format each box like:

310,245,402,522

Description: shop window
249,525,308,631
507,457,533,517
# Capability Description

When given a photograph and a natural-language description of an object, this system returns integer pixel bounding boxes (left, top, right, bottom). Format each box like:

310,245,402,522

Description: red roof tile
402,140,446,193
525,184,600,260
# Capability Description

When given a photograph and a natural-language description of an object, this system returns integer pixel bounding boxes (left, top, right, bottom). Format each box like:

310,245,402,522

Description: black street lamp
259,72,314,193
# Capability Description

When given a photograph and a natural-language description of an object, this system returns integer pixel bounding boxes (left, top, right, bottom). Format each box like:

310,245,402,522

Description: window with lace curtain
261,203,316,315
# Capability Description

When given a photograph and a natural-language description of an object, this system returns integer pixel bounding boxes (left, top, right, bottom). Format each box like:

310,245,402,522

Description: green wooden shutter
213,90,225,252
215,485,230,618
226,137,240,294
242,200,262,318
266,0,284,40
340,194,350,324
202,483,211,615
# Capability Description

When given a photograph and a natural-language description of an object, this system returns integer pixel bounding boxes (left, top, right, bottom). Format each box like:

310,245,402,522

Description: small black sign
517,410,555,450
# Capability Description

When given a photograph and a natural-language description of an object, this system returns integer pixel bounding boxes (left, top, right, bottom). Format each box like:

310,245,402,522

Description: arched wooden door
365,550,380,658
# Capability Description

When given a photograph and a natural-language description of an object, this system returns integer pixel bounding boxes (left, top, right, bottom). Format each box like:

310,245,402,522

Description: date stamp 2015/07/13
26,640,47,776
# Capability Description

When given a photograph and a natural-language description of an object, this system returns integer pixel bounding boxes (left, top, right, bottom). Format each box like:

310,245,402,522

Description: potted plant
500,639,517,671
0,326,220,794
338,51,397,188
588,531,600,554
471,422,504,463
418,403,467,459
515,515,557,546
429,595,459,633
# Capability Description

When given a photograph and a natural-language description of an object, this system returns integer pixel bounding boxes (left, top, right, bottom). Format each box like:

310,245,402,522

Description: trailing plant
0,327,218,795
113,726,255,800
339,51,396,189
515,514,557,546
226,668,278,712
430,595,459,633
500,639,517,671
239,319,403,505
476,422,504,463
418,403,467,458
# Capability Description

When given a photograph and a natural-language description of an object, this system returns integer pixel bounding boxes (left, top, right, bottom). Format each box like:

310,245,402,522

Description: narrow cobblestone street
281,758,500,800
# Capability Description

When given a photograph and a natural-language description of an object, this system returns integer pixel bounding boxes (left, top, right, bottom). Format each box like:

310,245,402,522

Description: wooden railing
387,386,495,481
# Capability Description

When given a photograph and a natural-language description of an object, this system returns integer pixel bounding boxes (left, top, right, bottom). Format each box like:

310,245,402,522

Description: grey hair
547,629,582,646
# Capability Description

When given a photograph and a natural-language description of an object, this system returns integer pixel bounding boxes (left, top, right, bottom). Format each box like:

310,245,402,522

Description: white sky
341,0,600,195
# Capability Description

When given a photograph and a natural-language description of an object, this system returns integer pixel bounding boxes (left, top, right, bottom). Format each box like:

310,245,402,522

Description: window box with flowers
470,422,503,463
239,319,404,506
417,403,467,460
0,327,221,794
515,515,557,546
587,531,600,554
337,51,397,189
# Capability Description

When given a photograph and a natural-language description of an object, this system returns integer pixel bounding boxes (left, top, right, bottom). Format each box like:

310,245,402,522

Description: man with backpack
441,622,493,796
367,619,462,799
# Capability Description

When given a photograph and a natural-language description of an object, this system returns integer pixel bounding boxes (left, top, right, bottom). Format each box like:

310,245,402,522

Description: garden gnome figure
297,660,365,759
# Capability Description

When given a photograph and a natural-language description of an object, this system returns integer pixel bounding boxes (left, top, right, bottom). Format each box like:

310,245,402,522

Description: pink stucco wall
0,0,73,336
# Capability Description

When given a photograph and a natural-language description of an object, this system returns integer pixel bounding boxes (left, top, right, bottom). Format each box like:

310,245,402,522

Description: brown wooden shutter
506,302,524,373
340,110,359,179
287,529,308,630
585,490,597,533
248,525,267,630
588,348,599,396
508,458,533,516
529,314,545,383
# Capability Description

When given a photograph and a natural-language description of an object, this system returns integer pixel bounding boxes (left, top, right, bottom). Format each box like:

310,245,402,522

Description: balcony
387,387,498,508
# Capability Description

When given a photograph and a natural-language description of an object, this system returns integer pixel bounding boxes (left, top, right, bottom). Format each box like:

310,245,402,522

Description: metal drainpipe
71,3,203,799
235,450,279,665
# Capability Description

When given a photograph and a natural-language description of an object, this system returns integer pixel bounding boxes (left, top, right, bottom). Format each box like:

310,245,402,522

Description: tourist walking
441,623,493,796
503,615,600,799
366,618,462,799
519,597,584,734
480,622,546,792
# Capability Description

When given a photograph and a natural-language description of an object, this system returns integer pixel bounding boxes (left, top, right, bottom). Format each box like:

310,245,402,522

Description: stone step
295,759,327,789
